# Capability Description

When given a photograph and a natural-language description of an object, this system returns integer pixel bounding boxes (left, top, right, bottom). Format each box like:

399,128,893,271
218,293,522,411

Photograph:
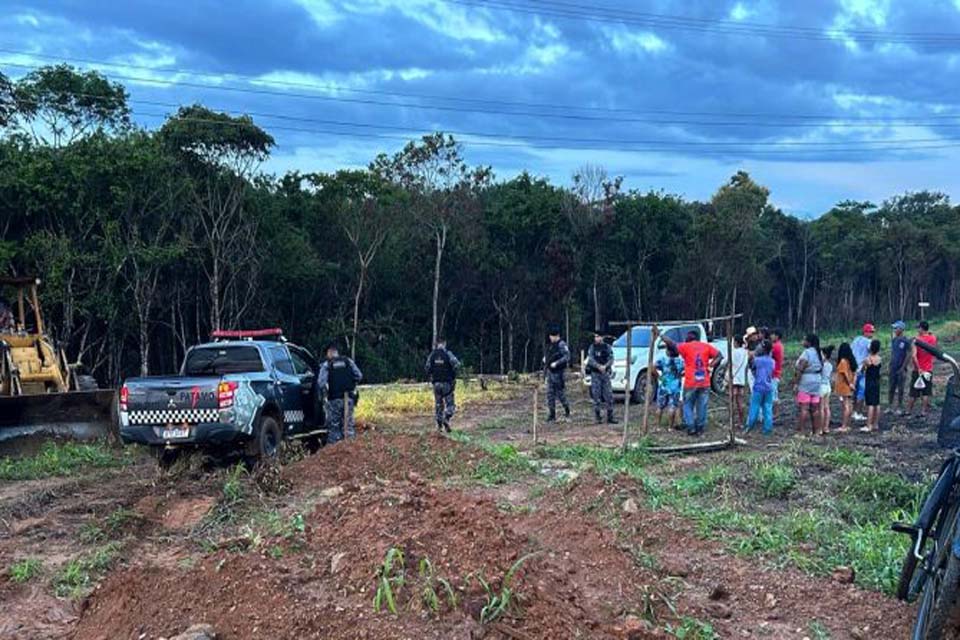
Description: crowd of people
731,321,939,437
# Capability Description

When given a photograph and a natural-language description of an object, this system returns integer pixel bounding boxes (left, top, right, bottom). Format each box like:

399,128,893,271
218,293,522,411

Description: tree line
2,65,959,385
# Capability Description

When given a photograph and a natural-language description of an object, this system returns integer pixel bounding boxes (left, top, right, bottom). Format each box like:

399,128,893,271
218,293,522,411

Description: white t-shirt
731,347,748,386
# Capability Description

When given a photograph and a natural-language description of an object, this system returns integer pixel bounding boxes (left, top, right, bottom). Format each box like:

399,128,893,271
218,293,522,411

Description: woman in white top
730,335,748,426
819,345,835,433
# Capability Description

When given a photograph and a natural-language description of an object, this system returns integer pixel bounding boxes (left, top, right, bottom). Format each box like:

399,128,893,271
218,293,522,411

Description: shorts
658,391,681,409
820,388,832,405
910,371,934,398
771,378,781,402
855,372,865,401
797,391,821,405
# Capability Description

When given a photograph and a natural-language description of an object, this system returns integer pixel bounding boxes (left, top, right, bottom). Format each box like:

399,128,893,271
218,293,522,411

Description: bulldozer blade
0,390,118,454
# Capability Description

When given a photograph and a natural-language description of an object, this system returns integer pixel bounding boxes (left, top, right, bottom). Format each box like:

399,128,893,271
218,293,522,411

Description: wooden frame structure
610,313,743,453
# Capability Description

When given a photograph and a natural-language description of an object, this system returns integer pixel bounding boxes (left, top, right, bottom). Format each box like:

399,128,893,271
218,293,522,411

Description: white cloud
729,3,753,22
605,27,669,56
293,0,341,27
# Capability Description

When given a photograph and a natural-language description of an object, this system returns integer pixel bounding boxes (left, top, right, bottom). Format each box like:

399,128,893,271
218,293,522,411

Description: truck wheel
305,433,326,454
246,415,282,465
711,362,728,395
631,372,653,406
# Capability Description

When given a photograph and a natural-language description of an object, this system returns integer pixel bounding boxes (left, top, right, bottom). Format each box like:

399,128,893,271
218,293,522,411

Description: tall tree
159,105,274,332
371,133,491,346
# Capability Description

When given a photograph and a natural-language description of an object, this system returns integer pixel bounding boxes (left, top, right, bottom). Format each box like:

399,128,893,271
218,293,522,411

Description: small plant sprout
373,547,406,614
476,551,541,624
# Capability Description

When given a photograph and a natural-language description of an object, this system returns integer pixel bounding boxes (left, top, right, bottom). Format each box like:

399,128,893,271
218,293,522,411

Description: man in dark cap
586,331,617,424
316,342,363,443
543,325,571,422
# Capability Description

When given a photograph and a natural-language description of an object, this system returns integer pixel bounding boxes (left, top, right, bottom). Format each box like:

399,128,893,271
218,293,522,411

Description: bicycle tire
916,550,960,640
904,482,960,602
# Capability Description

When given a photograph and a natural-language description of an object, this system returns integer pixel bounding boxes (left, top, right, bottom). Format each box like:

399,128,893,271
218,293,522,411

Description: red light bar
211,328,284,340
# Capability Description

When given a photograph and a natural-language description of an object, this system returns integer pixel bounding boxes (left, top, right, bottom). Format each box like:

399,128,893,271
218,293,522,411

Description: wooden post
343,392,350,438
621,323,633,452
532,386,539,445
641,325,658,436
726,318,735,445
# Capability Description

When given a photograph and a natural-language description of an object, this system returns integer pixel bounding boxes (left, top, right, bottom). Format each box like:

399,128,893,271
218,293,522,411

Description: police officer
544,325,571,422
316,342,363,444
426,338,461,433
586,331,617,424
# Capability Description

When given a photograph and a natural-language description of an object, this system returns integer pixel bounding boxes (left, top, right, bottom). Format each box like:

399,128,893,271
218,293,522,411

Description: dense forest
2,65,960,384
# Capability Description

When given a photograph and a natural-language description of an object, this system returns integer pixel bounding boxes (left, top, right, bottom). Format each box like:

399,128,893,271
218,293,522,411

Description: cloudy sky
4,0,960,216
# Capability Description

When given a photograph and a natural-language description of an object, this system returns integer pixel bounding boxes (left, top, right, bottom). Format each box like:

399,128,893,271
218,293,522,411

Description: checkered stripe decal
284,410,304,424
127,409,220,426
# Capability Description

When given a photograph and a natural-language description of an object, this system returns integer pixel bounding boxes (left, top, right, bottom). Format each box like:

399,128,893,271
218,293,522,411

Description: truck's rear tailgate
123,376,221,427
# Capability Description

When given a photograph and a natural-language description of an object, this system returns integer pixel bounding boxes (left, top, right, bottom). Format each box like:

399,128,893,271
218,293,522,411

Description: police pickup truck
119,329,324,465
584,323,728,403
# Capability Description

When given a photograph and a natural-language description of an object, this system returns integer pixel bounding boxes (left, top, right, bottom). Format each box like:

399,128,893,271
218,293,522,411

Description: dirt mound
75,435,662,639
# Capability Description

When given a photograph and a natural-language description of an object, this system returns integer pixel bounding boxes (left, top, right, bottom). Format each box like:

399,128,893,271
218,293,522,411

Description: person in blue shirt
654,344,685,430
850,323,874,422
887,321,911,415
744,340,776,435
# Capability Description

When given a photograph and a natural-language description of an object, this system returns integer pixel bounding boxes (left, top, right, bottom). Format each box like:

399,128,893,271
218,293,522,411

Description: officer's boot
607,410,619,424
564,405,571,419
436,419,444,433
547,409,557,423
594,409,602,424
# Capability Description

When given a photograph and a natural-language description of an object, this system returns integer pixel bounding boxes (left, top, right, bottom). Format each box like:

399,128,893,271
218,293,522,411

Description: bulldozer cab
0,277,71,396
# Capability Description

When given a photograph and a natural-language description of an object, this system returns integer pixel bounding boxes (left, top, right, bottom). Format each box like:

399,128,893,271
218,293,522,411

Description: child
655,344,684,430
744,340,776,435
795,334,824,437
862,339,882,432
730,335,748,426
820,346,835,434
834,343,857,433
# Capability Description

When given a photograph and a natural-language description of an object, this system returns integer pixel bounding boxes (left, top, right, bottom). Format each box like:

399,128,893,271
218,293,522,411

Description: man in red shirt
662,330,721,436
770,329,785,419
909,320,938,417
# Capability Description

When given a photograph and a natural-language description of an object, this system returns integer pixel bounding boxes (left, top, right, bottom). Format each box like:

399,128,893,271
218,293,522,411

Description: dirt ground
1,358,954,639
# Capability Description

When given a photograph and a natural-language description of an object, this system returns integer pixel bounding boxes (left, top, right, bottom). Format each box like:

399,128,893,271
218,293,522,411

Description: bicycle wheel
915,550,960,640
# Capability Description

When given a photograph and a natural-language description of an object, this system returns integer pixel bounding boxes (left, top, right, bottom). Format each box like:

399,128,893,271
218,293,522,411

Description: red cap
862,323,875,334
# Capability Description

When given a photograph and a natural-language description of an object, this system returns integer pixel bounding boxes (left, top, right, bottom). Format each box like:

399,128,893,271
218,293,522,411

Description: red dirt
70,433,913,640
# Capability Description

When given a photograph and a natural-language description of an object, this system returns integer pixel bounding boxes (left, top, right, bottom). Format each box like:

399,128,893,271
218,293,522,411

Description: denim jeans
682,387,709,433
745,389,774,434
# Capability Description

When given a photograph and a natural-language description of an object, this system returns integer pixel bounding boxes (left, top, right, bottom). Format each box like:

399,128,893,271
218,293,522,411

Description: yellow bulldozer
0,277,116,451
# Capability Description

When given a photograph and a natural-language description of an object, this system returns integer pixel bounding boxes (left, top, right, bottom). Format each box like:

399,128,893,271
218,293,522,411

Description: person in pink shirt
770,328,784,419
909,320,938,418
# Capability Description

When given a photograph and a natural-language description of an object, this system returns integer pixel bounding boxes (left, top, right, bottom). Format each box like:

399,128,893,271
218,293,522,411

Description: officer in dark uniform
425,338,461,433
544,325,571,422
316,342,363,444
586,331,617,424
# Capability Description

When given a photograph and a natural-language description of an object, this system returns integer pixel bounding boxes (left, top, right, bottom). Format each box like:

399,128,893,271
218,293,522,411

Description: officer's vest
593,344,612,367
548,342,567,370
428,349,455,383
327,357,357,400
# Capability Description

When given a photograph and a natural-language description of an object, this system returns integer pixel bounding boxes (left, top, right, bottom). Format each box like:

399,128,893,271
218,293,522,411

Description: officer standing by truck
426,338,461,433
586,331,617,424
317,342,363,444
544,325,571,423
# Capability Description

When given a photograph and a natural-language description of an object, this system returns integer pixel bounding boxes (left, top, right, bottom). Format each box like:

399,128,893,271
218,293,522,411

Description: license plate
162,427,189,439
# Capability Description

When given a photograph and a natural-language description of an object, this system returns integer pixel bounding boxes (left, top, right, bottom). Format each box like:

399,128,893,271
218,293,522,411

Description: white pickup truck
584,323,728,403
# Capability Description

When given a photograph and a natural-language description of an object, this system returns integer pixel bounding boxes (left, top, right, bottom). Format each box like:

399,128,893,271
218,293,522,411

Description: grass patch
8,558,42,583
356,381,514,423
819,448,872,469
752,462,796,499
535,442,654,481
665,616,718,639
0,441,128,481
54,542,121,598
472,443,535,486
672,466,729,497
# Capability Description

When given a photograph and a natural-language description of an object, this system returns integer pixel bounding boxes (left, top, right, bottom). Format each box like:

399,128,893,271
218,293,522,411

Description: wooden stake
641,325,658,437
532,386,539,445
343,392,350,438
621,323,633,452
726,318,735,445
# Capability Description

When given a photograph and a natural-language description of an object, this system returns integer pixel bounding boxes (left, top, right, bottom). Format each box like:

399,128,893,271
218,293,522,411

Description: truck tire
711,361,728,395
154,447,180,470
246,415,282,465
631,371,655,406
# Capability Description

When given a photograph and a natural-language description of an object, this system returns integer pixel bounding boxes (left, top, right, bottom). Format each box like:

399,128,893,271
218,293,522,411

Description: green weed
471,444,535,486
418,557,458,614
819,448,872,468
373,547,406,614
475,552,540,624
0,442,128,481
809,619,832,640
665,616,718,639
8,558,42,583
752,462,796,499
54,542,121,598
672,466,729,497
536,443,653,480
